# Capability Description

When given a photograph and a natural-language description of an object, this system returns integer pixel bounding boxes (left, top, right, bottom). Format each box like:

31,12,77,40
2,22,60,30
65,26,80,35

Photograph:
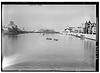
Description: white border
0,1,99,73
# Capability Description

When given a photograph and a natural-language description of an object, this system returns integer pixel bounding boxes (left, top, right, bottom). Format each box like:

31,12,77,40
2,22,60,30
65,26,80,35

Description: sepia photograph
1,2,99,72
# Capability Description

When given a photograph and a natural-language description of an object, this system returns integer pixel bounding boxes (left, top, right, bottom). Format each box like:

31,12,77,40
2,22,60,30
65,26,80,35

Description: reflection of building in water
3,35,18,56
83,40,96,68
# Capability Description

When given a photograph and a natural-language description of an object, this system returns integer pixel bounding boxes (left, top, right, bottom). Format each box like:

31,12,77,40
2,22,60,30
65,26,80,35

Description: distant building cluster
64,26,83,33
38,28,55,33
64,20,96,35
3,20,18,31
83,21,96,34
2,20,26,35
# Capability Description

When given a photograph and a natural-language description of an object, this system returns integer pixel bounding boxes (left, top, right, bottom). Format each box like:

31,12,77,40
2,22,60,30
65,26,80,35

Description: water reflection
2,33,96,71
2,35,20,57
83,39,96,68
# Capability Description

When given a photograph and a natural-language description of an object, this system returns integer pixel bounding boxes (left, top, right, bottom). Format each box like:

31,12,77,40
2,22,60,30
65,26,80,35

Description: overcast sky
2,5,96,31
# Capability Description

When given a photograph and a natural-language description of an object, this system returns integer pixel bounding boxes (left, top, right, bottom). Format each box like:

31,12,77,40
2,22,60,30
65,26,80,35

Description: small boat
46,38,52,40
54,39,58,41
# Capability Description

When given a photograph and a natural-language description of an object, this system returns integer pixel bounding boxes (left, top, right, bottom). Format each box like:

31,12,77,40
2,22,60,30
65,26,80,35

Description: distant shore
2,30,60,35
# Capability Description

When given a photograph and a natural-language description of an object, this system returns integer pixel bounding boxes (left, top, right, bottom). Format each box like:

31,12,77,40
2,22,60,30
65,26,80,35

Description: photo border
1,2,99,72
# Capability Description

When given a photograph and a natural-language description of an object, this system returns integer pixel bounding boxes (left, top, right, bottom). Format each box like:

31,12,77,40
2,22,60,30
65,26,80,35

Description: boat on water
46,38,58,41
54,39,58,41
46,38,52,40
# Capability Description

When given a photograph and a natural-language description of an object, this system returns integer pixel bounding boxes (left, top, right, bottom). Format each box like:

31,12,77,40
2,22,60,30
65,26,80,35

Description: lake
2,33,96,71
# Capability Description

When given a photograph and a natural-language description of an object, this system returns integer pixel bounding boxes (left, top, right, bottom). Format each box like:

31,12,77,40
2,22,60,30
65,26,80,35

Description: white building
7,20,17,29
92,23,96,34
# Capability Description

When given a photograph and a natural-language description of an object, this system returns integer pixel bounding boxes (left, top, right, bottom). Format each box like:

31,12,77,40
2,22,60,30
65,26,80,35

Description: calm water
2,33,96,71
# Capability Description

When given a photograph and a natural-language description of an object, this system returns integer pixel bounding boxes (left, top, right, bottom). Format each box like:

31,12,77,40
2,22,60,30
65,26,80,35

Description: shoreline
2,31,96,41
61,32,96,41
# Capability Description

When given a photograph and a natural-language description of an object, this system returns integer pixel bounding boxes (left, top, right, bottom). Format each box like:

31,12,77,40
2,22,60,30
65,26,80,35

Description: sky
2,5,96,31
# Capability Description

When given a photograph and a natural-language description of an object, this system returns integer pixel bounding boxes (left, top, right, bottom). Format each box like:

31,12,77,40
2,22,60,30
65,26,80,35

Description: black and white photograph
1,2,99,72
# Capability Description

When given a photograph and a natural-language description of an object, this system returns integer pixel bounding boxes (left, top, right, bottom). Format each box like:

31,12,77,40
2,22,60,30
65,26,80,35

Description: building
64,26,70,33
3,20,25,35
92,23,96,34
83,20,96,34
65,26,82,33
38,28,58,33
64,26,73,33
7,20,18,31
71,27,81,33
8,20,17,28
